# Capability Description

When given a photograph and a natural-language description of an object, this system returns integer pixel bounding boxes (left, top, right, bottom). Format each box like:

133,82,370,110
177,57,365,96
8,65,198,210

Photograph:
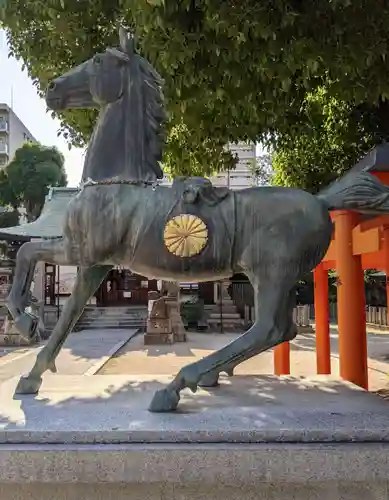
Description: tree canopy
2,1,389,179
271,89,389,193
0,143,67,222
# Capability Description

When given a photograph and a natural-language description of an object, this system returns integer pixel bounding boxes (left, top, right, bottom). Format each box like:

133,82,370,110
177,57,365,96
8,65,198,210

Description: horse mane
81,43,167,183
129,54,166,180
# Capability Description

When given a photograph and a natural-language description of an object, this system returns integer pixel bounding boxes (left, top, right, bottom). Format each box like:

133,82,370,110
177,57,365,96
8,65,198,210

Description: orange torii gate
274,144,389,390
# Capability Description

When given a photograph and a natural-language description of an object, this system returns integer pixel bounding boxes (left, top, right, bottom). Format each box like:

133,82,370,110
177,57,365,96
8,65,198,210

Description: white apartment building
0,103,36,168
161,142,257,189
209,142,257,189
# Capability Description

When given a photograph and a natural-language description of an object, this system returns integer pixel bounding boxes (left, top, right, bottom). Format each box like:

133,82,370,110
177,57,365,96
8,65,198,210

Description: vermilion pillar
383,227,389,326
274,342,290,375
313,263,331,374
334,210,368,389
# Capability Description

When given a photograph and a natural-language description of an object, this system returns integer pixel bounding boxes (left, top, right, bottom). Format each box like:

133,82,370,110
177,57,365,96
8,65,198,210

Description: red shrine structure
274,143,389,390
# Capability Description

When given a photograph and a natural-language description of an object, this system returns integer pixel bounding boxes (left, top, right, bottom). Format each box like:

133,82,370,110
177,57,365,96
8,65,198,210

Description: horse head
46,26,136,110
46,26,166,182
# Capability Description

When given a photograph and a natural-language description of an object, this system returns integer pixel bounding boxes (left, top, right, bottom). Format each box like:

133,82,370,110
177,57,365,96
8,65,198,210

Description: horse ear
119,25,135,55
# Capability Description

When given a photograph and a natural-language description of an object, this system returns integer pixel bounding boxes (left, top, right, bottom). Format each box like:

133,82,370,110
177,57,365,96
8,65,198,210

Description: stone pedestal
0,315,40,346
162,281,187,342
145,294,174,345
145,286,187,345
0,374,388,499
144,318,174,345
165,297,187,342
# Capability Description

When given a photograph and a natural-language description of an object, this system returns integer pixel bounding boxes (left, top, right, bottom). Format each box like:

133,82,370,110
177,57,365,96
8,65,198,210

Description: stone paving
0,325,388,392
100,326,389,392
0,373,388,443
0,329,136,383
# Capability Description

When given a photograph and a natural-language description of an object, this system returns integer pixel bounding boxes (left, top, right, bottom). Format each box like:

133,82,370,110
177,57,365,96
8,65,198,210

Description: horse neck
81,91,148,182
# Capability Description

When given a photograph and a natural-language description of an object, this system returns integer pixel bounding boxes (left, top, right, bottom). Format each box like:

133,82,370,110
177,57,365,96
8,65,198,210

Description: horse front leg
7,239,69,341
149,275,296,412
15,265,111,395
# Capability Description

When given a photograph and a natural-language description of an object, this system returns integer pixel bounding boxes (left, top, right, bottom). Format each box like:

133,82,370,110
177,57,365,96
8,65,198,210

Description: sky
0,30,84,187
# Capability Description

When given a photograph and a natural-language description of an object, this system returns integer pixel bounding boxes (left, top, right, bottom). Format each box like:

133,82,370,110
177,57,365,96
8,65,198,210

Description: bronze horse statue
6,26,389,412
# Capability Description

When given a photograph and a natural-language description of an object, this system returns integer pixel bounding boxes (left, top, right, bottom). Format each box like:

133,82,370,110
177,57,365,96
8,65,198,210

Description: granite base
0,374,388,499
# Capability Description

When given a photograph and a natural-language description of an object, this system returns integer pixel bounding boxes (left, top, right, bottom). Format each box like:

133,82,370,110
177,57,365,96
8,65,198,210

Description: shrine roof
0,187,79,241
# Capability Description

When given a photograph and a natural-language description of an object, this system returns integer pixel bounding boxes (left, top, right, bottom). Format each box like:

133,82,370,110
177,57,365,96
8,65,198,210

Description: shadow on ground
0,373,387,443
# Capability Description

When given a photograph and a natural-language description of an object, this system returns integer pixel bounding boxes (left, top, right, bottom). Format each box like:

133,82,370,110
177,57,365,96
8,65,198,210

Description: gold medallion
164,214,208,257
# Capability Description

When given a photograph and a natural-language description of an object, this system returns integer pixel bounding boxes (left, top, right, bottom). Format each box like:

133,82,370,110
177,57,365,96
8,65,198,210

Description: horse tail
316,171,389,214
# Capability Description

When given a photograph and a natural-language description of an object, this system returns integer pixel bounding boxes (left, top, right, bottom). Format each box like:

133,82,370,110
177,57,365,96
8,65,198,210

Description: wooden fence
311,303,389,329
365,306,388,328
243,303,389,330
228,281,389,330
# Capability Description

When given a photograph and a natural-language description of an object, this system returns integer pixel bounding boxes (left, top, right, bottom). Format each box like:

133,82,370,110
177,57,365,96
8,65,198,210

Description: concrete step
208,317,243,322
81,316,146,322
208,313,241,320
78,318,146,324
78,322,146,328
93,311,146,316
94,319,146,324
207,318,244,325
81,307,147,314
76,306,148,332
207,322,244,332
78,317,146,323
78,324,144,331
205,301,237,305
206,306,237,314
83,306,147,310
80,318,145,322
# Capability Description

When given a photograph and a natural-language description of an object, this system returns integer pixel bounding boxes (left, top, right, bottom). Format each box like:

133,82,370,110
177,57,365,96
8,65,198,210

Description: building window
0,157,6,166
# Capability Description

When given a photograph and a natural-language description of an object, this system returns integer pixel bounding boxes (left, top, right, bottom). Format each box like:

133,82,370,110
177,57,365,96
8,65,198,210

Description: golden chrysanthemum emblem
164,214,208,257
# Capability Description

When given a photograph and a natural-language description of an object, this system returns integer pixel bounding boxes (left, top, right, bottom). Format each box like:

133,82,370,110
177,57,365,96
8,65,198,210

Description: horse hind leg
149,272,297,412
15,265,111,395
198,283,297,389
197,233,327,390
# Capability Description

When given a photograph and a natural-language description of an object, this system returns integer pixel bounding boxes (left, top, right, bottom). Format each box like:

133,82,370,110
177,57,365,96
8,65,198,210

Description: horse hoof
148,388,180,412
198,372,220,388
14,375,42,395
14,313,38,341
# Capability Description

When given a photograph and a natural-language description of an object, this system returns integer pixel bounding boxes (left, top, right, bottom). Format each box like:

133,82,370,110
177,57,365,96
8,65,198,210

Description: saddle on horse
172,177,230,207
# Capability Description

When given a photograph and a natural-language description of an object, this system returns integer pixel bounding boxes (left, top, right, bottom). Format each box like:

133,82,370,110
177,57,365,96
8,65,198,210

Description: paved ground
0,325,388,392
0,374,388,443
101,326,389,392
0,329,136,383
